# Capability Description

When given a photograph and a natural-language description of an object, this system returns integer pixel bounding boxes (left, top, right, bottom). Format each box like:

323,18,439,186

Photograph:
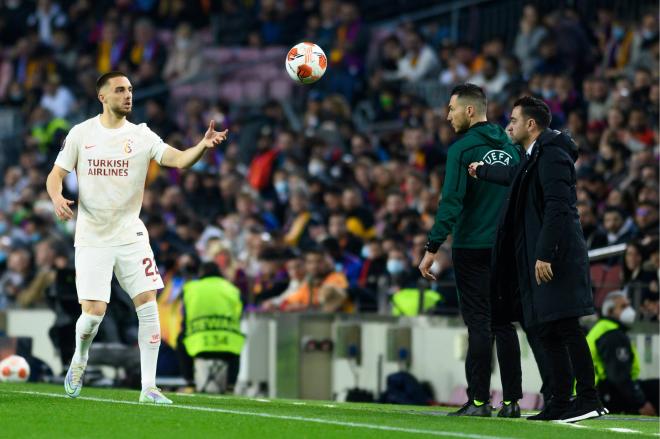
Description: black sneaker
497,401,521,418
559,398,607,423
527,398,571,421
448,401,492,417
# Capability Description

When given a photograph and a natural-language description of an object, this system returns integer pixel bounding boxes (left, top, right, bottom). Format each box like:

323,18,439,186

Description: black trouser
176,332,240,387
453,248,522,403
521,323,554,405
537,317,598,402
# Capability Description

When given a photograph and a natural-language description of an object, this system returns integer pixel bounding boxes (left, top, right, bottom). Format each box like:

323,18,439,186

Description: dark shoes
448,401,492,417
527,398,571,421
497,401,521,418
528,397,607,422
559,398,607,423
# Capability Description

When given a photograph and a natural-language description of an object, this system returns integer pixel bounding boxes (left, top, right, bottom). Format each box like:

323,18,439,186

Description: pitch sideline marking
6,390,511,439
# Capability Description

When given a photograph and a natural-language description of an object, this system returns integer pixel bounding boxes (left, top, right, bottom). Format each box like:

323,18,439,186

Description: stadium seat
261,46,287,59
235,48,262,62
218,81,244,102
243,80,267,101
202,48,236,64
268,79,293,100
590,263,623,309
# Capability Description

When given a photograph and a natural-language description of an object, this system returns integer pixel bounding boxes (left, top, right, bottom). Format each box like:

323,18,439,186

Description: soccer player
418,84,523,417
46,71,228,404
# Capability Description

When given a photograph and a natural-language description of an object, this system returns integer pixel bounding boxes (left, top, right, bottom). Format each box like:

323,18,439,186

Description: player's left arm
160,120,228,169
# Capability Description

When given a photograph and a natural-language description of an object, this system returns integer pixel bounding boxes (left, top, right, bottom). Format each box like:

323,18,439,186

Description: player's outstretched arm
161,120,228,169
46,165,75,221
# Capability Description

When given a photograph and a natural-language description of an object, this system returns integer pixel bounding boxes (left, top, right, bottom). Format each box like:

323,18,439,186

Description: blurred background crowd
0,0,657,359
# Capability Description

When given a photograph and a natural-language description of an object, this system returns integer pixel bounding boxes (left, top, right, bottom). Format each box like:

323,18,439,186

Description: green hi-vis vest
32,118,70,154
391,288,442,316
586,319,640,385
183,277,245,356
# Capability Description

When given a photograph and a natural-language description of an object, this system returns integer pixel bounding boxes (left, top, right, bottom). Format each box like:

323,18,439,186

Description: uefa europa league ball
285,42,327,84
0,355,30,383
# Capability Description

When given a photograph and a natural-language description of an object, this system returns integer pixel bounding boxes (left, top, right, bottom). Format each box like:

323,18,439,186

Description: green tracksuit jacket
427,122,521,249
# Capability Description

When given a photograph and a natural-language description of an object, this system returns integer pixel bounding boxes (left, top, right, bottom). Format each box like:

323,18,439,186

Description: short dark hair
450,83,487,114
96,71,128,93
603,206,624,218
199,262,222,278
513,96,552,129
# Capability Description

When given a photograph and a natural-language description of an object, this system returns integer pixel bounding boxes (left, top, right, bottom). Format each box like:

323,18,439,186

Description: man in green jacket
419,84,522,417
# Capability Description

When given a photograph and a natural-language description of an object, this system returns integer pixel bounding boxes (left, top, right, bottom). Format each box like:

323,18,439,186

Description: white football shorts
75,240,164,303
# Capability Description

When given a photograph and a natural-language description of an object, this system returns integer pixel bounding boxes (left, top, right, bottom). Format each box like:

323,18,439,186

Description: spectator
0,247,32,309
621,241,657,302
602,207,636,247
513,4,547,77
328,212,363,256
251,248,289,305
625,107,656,151
281,247,348,312
262,254,306,310
634,201,659,243
577,201,607,249
39,73,75,118
163,22,203,83
26,0,67,46
128,17,166,72
95,19,128,73
15,238,59,307
468,56,509,98
394,29,439,82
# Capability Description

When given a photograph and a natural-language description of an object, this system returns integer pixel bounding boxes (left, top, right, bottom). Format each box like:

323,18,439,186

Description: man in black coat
469,96,606,422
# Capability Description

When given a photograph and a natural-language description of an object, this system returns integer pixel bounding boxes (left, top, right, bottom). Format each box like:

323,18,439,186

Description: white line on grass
609,429,642,434
6,390,511,439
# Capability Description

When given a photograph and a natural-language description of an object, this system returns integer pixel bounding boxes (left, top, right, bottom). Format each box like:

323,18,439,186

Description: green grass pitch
0,383,658,438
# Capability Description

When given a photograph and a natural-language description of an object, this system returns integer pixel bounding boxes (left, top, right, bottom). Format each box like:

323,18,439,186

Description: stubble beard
111,104,132,118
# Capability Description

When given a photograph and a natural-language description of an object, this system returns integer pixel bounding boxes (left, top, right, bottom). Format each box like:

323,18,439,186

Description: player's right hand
53,196,75,221
418,251,437,281
468,161,483,178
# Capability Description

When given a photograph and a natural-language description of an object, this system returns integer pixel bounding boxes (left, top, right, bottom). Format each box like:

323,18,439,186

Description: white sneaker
139,387,173,404
64,362,87,398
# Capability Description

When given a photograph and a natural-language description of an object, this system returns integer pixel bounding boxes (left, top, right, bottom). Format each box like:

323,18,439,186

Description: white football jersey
55,115,169,247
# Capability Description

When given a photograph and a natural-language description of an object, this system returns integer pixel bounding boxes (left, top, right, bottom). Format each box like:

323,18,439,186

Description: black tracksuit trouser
453,248,523,403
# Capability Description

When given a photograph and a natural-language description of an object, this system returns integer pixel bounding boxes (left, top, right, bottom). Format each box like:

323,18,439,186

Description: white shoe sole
558,409,604,423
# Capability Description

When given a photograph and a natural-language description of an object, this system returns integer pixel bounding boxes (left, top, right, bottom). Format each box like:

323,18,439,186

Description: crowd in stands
0,0,657,339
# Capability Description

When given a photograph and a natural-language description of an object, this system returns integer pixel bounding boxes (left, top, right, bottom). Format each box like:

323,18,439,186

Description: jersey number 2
142,258,160,277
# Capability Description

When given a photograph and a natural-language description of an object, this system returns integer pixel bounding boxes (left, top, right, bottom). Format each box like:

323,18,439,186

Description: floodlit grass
0,383,658,438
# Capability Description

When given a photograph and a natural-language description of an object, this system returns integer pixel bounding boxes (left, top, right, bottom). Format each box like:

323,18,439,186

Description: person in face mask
586,291,659,416
386,247,410,284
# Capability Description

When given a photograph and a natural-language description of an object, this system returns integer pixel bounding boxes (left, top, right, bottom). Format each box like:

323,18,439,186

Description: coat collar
525,129,560,164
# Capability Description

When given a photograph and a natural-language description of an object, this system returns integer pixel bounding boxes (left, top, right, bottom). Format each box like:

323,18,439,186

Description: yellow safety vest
183,277,245,356
391,288,442,316
586,319,640,385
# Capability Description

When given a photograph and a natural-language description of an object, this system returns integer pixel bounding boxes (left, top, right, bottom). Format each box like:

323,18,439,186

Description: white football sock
136,301,161,391
72,312,104,364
